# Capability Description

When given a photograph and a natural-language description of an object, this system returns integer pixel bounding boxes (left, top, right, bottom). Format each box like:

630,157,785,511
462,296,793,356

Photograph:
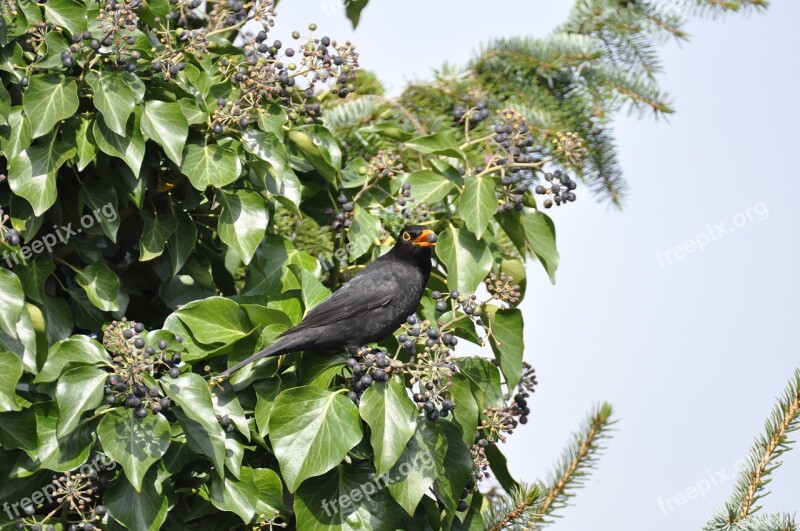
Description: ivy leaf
93,112,146,175
345,0,369,28
0,78,8,123
15,259,54,304
403,170,456,205
459,176,498,240
432,421,473,516
15,402,93,471
347,205,380,261
294,463,403,530
80,182,120,242
435,227,493,294
139,210,178,261
359,378,418,476
0,108,32,159
0,409,38,453
105,475,169,531
0,269,25,340
86,71,136,136
359,122,412,142
42,0,87,34
0,351,23,412
405,131,465,160
522,208,559,284
257,103,288,137
174,297,251,346
254,377,284,437
21,74,79,139
293,267,330,313
181,142,242,190
55,366,107,437
168,211,197,275
386,422,447,515
209,466,283,523
75,261,120,312
488,309,524,390
141,100,188,165
287,126,342,183
8,139,76,216
450,374,479,447
454,357,504,409
98,408,171,492
218,189,269,265
161,373,228,476
269,386,363,492
35,336,109,383
65,114,97,171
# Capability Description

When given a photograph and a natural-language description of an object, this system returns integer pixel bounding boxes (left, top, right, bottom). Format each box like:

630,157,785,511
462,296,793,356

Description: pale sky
271,2,800,528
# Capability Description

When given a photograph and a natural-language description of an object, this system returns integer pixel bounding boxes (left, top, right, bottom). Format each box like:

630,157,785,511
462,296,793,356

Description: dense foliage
0,0,785,530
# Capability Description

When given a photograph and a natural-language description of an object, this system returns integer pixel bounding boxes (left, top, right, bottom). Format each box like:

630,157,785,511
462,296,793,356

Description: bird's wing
283,262,397,334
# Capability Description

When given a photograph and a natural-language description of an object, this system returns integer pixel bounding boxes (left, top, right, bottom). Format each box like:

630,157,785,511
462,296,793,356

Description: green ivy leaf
65,114,97,171
405,131,465,160
16,259,55,305
209,466,283,523
454,357,504,409
254,377,284,437
93,112,146,175
403,170,456,205
359,378,418,476
432,421,473,516
386,422,447,515
21,74,79,139
0,83,8,124
435,227,492,294
105,475,169,531
488,308,524,390
174,296,251,346
294,463,403,530
345,0,369,28
459,176,498,240
141,100,189,165
8,139,76,216
523,208,559,284
257,103,288,137
80,181,120,242
218,189,269,265
42,0,87,34
0,269,25,340
0,409,38,454
55,365,107,437
168,211,197,275
287,125,342,183
98,408,171,492
0,351,23,412
293,266,331,313
12,402,93,472
75,261,120,312
484,443,519,494
0,107,32,159
86,70,137,136
269,386,363,492
450,374,479,447
139,210,178,261
35,336,108,383
347,205,380,261
181,142,242,190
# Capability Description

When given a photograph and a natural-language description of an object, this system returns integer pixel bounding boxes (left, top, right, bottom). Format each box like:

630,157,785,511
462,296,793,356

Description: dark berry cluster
1,209,22,246
484,272,521,308
456,476,478,512
413,388,455,422
324,193,353,231
453,100,489,125
432,290,483,326
534,169,577,208
345,348,395,403
492,109,536,163
217,413,236,432
496,171,527,213
101,319,183,419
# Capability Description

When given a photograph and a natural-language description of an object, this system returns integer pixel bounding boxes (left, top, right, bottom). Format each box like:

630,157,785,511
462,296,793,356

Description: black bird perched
220,225,437,377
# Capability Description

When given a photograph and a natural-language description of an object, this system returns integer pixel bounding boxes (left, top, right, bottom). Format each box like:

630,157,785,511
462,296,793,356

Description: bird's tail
220,340,287,378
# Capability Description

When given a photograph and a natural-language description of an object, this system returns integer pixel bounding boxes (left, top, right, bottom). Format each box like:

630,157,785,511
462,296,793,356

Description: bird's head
392,225,437,262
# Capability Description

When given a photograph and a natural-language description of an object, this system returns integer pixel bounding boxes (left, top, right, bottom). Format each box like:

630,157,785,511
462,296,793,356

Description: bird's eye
402,232,411,241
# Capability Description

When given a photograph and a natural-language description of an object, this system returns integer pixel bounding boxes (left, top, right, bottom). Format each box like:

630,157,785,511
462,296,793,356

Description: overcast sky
271,2,800,528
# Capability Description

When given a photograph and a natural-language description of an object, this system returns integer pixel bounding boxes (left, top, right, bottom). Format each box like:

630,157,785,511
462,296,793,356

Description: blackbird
221,225,437,376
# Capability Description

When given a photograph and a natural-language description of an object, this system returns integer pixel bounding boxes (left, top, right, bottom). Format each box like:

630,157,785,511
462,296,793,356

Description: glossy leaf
55,365,107,437
218,189,269,265
435,227,493,294
359,378,418,476
21,74,79,139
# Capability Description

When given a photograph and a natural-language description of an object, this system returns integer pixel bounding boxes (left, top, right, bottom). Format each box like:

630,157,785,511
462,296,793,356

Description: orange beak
412,229,437,247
